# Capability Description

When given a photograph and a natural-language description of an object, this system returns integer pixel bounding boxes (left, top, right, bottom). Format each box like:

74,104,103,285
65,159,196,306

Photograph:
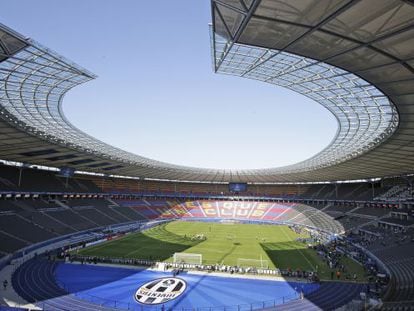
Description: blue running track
54,263,317,310
11,258,365,310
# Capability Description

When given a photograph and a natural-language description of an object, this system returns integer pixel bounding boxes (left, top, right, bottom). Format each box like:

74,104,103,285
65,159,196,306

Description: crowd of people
352,226,414,250
67,254,320,282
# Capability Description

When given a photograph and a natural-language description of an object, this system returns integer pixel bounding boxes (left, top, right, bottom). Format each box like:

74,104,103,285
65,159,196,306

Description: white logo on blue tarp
135,277,187,305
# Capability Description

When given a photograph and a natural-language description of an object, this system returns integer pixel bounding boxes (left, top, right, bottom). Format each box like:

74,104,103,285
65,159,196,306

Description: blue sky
1,0,337,170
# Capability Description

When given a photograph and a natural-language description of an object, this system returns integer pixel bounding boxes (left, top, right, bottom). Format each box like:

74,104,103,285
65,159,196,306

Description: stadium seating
274,282,365,311
44,209,98,231
375,184,412,201
0,193,406,258
111,205,147,221
114,200,334,227
380,217,414,227
0,165,100,193
0,214,57,244
351,207,393,217
21,211,76,235
0,166,412,310
1,164,413,203
0,198,346,256
0,231,29,253
0,199,126,254
0,164,412,200
354,227,414,307
336,215,374,232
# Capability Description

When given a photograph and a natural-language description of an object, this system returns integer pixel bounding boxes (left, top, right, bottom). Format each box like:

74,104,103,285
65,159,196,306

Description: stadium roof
0,0,413,183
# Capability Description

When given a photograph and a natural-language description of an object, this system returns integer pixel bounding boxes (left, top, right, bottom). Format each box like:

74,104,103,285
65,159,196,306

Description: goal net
237,258,269,269
173,253,202,265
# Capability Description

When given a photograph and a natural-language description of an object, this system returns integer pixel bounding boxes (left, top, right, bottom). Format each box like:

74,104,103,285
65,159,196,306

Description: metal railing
52,284,306,311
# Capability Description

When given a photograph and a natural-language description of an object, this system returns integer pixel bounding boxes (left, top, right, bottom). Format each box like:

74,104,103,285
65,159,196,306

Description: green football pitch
76,221,366,280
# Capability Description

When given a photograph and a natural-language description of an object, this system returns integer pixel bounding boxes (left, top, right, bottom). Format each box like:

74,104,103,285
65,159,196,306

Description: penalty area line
280,226,315,271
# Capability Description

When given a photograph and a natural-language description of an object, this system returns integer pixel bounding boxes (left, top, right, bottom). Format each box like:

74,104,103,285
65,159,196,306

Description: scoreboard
59,166,75,177
229,183,247,192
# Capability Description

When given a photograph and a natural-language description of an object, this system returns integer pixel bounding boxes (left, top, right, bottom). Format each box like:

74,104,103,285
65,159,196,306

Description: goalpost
173,252,202,265
237,258,269,269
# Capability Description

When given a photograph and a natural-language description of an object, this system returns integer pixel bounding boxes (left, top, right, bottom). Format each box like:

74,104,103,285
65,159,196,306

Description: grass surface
77,221,366,281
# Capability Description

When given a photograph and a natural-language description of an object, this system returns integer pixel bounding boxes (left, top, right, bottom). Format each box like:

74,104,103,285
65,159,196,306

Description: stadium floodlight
237,258,269,269
173,252,202,265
